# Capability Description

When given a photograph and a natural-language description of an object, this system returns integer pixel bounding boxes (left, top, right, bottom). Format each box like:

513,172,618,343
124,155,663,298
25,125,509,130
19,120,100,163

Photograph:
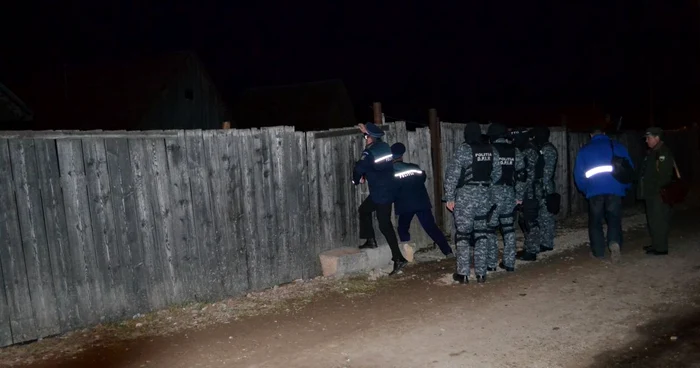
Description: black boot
452,273,469,284
517,252,537,261
389,259,408,275
476,275,486,283
499,262,515,272
359,238,377,249
540,245,553,252
487,266,497,272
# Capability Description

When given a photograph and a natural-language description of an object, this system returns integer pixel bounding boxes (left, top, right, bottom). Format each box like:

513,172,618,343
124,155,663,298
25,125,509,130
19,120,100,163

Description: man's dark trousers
588,194,623,258
359,197,404,261
397,210,453,255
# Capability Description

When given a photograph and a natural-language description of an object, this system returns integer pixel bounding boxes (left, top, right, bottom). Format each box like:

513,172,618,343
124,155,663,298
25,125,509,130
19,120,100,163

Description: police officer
353,122,408,275
573,127,633,263
486,123,526,272
531,126,559,254
515,128,541,261
638,127,675,255
390,143,454,258
444,122,501,283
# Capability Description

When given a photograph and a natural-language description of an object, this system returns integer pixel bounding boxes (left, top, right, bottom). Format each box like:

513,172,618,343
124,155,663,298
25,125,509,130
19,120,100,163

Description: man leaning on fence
573,127,633,263
353,122,408,275
390,142,454,259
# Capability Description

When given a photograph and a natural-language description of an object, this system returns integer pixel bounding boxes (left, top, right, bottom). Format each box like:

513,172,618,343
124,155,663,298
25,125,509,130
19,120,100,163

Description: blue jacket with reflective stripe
573,134,634,198
392,161,432,215
353,140,396,204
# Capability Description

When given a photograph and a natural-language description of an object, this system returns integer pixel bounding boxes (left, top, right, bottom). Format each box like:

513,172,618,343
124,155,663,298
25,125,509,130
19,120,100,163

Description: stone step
319,243,418,278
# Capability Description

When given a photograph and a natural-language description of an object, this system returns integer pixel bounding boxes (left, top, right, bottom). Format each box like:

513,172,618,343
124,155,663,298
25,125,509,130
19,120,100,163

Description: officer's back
392,156,431,216
574,132,633,198
353,125,396,204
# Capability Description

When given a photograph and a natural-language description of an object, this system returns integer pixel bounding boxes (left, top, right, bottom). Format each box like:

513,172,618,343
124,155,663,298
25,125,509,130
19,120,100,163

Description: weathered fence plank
56,139,103,327
270,127,291,283
185,130,221,300
293,130,313,279
104,138,147,314
0,246,11,346
9,139,61,338
567,132,589,214
128,138,165,310
34,139,78,331
143,138,178,304
259,129,279,287
0,139,37,343
82,139,122,320
164,132,200,301
550,128,570,219
304,131,322,276
221,129,250,294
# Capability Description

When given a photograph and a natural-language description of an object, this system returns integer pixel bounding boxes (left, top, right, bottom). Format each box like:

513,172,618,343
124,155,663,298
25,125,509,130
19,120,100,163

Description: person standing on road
390,142,454,259
486,123,526,272
444,122,501,284
516,129,543,261
638,127,675,256
353,123,408,275
531,127,559,254
573,127,634,263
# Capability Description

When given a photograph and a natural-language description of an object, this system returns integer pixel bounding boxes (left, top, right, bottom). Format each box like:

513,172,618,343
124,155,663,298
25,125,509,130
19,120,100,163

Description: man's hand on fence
358,123,368,134
446,201,455,212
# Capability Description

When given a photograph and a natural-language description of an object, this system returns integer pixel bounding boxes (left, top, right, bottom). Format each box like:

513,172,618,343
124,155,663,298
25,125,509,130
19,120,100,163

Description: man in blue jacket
390,143,454,258
573,127,634,263
353,123,408,275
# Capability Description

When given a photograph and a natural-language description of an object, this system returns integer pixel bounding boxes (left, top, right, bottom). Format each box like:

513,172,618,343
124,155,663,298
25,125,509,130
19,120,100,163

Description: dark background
1,0,699,128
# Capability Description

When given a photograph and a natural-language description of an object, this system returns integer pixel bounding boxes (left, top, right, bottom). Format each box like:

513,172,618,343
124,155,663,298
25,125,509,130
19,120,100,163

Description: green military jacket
638,142,675,199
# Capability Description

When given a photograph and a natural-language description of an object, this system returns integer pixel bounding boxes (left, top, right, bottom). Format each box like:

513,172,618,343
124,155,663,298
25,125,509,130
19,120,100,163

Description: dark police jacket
352,140,396,204
392,161,432,215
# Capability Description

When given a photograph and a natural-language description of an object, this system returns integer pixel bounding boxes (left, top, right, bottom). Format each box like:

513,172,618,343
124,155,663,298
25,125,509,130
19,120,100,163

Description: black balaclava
463,122,483,144
486,123,507,142
530,126,550,147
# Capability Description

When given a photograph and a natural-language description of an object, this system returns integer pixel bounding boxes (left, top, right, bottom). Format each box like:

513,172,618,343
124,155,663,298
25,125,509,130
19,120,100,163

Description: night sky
2,1,699,128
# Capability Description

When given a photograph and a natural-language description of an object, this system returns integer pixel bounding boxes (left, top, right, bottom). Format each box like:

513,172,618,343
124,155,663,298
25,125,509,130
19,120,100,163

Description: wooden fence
1,121,698,347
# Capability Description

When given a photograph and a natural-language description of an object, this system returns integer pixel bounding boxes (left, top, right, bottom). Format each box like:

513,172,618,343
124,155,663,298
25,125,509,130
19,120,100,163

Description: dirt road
4,206,700,368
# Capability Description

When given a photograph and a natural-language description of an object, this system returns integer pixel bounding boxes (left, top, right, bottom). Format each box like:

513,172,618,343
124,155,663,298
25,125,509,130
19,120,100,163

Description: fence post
429,108,443,229
372,102,382,125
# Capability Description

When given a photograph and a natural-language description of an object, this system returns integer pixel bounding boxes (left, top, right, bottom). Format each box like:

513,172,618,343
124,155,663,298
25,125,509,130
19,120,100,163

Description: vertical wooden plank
105,138,147,315
56,139,102,327
240,129,273,290
0,249,10,346
237,129,259,288
259,128,281,285
291,129,310,280
0,139,36,344
222,129,250,293
128,138,166,310
82,139,121,320
10,140,60,338
34,139,78,333
551,128,570,219
318,138,336,251
270,127,291,283
143,138,178,304
186,130,221,299
304,131,321,278
331,135,347,248
164,131,199,301
202,130,226,296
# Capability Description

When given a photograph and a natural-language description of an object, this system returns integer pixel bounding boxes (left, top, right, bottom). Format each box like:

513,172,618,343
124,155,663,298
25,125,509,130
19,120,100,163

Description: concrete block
319,242,420,278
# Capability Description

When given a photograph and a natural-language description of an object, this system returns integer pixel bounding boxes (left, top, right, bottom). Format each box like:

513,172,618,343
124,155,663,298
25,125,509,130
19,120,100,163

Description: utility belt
462,181,490,187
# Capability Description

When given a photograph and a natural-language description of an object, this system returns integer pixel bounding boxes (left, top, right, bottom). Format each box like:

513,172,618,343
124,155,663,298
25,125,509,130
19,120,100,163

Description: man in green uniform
638,127,675,255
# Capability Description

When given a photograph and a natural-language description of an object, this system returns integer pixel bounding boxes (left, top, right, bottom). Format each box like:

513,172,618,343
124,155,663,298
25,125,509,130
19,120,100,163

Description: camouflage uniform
533,129,559,252
444,123,501,283
520,143,541,255
488,134,526,271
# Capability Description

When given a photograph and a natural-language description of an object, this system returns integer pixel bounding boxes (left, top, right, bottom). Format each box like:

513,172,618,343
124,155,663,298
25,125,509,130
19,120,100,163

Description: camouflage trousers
488,186,518,268
454,186,492,278
538,196,556,249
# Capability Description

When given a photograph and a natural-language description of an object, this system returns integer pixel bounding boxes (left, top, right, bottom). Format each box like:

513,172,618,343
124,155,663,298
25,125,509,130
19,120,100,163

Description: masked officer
638,127,675,255
390,143,454,258
353,122,408,275
486,123,526,272
530,126,559,255
444,122,501,284
515,128,541,261
573,127,633,263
